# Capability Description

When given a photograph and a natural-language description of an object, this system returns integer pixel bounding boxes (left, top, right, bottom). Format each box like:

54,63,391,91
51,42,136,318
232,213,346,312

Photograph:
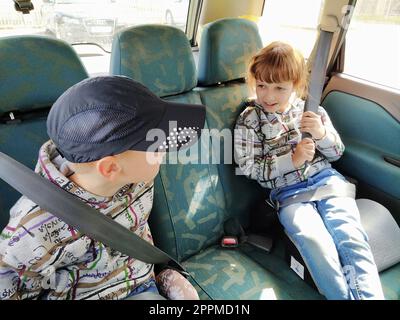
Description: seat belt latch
221,236,239,248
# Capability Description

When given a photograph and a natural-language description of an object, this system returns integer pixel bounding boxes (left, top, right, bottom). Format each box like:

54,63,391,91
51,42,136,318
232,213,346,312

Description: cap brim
133,100,206,153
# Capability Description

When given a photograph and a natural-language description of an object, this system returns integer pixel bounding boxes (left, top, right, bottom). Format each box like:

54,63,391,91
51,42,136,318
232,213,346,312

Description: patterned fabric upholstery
0,36,88,228
184,244,323,300
0,36,88,112
110,25,197,97
196,19,264,224
198,18,263,86
196,83,265,223
149,93,227,261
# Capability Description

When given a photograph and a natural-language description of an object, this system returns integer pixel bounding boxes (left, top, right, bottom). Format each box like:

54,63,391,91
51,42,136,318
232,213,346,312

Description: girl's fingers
301,119,318,127
302,138,314,144
303,146,315,153
297,144,315,152
302,118,317,124
305,149,315,157
301,124,317,132
303,111,319,118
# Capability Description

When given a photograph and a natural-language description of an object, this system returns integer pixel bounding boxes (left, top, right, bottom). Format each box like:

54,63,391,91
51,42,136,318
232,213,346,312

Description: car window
258,0,325,58
0,0,191,74
344,0,400,90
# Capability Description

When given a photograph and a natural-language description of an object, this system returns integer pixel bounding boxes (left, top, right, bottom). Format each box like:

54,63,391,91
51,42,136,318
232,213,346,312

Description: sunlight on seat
186,172,221,221
187,176,212,220
260,288,277,300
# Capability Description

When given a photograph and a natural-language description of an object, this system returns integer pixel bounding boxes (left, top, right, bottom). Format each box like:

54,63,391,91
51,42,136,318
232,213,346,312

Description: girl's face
255,80,294,113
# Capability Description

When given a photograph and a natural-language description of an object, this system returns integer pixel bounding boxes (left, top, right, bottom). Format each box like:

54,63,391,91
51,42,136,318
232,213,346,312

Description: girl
234,41,384,300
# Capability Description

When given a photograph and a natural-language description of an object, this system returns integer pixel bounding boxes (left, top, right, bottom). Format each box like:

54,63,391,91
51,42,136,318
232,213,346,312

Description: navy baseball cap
47,76,206,163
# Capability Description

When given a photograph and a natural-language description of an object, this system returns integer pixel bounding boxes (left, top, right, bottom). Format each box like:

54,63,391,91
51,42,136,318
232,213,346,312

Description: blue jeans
270,168,384,300
125,279,159,299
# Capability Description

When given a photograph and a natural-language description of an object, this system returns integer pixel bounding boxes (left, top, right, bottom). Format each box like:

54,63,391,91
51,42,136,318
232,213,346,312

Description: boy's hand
292,138,315,168
300,111,326,140
156,268,200,300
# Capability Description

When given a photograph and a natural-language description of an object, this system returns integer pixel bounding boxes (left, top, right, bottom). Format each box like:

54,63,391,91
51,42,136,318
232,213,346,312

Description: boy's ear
96,156,121,179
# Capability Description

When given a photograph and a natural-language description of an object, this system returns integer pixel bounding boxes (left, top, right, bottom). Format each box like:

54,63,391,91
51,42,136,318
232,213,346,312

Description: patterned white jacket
234,98,345,190
0,140,155,300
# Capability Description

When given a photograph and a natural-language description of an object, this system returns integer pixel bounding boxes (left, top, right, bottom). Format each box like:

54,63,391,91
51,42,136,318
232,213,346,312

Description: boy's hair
248,41,308,98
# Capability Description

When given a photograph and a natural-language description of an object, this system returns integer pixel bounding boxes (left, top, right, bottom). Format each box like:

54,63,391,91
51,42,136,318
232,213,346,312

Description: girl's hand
300,111,326,140
292,138,315,168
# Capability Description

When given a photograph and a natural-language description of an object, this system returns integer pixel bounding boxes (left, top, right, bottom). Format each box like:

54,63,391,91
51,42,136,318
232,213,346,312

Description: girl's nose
264,93,275,102
264,89,275,99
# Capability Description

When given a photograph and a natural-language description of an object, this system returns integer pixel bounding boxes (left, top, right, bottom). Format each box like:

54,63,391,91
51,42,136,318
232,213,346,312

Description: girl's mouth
263,102,279,110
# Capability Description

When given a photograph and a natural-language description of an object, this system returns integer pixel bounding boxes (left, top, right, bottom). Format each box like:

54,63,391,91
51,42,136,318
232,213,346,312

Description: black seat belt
301,29,334,177
0,151,187,275
303,30,334,129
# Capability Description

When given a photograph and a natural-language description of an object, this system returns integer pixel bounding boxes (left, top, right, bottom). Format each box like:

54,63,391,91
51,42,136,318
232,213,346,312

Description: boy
0,76,205,300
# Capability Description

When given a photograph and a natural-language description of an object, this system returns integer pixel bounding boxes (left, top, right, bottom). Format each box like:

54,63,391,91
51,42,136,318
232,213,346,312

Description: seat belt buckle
265,198,279,212
221,236,239,248
274,200,280,212
1,111,22,124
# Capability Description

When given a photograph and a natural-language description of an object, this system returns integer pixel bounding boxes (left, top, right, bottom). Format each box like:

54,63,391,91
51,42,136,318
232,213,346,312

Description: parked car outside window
40,0,119,49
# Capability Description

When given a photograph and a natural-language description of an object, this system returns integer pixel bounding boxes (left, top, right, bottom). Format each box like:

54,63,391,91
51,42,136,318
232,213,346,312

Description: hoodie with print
0,140,155,300
234,98,345,190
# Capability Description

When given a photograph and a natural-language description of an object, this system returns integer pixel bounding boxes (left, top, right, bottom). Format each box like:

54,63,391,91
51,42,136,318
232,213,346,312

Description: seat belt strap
278,182,355,209
0,151,186,274
303,29,334,137
301,29,334,176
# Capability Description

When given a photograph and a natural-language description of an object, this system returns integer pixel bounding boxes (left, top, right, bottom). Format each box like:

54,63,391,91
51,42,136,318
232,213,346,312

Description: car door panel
322,74,400,222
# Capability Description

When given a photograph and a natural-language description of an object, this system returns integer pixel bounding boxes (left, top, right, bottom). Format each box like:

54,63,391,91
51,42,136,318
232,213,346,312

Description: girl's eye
277,87,285,91
257,84,265,88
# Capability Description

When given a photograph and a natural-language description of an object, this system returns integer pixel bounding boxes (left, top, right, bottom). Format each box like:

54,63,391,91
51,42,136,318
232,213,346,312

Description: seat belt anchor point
221,236,239,248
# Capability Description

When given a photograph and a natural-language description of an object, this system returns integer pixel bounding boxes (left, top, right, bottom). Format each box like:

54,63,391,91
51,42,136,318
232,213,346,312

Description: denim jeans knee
279,202,353,299
274,168,384,299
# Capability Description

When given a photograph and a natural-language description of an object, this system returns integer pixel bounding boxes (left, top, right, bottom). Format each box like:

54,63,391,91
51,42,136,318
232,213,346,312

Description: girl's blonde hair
248,41,308,98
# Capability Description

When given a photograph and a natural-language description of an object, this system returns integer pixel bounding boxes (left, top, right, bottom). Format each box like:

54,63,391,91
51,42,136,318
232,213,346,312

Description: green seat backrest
196,18,265,224
0,35,88,228
110,25,227,262
110,24,197,98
